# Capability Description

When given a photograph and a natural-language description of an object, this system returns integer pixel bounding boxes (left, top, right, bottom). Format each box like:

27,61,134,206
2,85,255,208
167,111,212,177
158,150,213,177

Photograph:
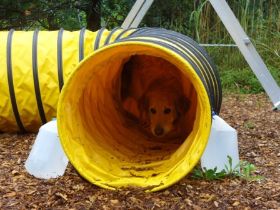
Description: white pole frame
121,0,280,110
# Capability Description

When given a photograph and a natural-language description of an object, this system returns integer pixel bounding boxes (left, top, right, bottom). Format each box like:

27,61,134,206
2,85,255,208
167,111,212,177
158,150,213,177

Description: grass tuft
219,66,280,94
192,156,264,181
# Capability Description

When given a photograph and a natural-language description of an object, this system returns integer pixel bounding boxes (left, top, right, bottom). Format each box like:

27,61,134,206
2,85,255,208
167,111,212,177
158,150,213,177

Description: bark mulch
0,94,279,209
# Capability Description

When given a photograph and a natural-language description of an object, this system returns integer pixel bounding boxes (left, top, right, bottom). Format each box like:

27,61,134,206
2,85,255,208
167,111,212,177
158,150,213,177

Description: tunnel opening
58,43,212,191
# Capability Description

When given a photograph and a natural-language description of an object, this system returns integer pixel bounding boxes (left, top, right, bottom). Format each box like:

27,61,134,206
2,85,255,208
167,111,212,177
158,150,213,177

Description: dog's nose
154,125,164,136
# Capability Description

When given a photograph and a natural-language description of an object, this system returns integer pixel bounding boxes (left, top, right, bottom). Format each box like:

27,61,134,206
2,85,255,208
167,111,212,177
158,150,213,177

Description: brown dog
121,55,190,139
138,81,190,138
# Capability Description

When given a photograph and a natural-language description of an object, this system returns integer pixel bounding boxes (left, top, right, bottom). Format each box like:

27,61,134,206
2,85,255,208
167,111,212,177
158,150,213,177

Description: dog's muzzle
154,125,164,136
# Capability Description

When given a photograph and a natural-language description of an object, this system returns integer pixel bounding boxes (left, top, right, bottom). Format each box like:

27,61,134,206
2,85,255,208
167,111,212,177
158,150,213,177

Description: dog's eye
164,108,171,114
150,108,156,114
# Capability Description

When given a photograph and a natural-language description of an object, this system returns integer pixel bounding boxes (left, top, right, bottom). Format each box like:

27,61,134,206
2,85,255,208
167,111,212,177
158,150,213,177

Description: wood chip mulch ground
0,94,279,209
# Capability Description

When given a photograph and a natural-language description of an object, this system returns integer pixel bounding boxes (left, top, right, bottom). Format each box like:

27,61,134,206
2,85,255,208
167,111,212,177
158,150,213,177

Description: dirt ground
0,94,279,209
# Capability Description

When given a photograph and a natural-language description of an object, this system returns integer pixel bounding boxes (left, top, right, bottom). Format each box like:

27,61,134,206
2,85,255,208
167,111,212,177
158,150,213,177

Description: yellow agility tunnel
0,27,222,191
0,27,133,132
57,28,222,191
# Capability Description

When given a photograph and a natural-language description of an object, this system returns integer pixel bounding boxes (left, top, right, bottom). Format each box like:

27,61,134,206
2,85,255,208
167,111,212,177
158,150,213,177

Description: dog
121,55,191,139
138,79,190,138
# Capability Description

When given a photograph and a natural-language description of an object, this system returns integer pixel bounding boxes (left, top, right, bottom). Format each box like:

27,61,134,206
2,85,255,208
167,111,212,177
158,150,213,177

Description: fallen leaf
55,192,68,201
4,192,16,198
200,193,216,202
72,184,85,191
17,158,21,164
11,170,19,175
184,198,192,206
88,195,97,203
163,190,170,195
8,202,18,207
232,201,240,206
214,201,219,207
193,204,202,210
110,199,120,205
27,190,36,195
102,205,110,210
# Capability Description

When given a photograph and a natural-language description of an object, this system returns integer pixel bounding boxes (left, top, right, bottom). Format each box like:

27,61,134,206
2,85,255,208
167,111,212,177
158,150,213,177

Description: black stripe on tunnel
126,28,222,111
129,29,219,86
104,27,121,45
32,29,47,124
6,29,26,132
57,28,64,91
79,28,86,62
127,29,221,87
127,28,222,112
142,29,221,110
126,34,219,113
127,35,216,108
127,27,162,37
114,28,139,41
116,37,208,91
94,27,106,50
116,38,215,114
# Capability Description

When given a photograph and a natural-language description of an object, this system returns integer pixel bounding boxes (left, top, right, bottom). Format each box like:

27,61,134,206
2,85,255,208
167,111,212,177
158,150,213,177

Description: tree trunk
86,0,101,31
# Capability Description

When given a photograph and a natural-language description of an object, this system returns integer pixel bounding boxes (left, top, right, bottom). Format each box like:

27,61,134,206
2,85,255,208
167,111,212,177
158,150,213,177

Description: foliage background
0,0,279,93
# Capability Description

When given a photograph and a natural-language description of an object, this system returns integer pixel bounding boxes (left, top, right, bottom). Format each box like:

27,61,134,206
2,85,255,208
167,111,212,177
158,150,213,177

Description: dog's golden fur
121,55,190,139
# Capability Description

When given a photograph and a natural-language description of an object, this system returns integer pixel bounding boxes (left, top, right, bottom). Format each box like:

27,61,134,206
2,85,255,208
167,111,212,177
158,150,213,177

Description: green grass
191,156,264,181
219,66,280,94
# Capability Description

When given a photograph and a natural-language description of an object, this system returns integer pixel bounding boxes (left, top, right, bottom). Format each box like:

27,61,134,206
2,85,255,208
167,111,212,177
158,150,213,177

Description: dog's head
139,91,190,138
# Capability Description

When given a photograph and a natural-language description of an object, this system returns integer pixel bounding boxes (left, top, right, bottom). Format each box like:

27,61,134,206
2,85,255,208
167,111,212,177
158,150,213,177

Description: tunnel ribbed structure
0,28,133,132
57,27,222,191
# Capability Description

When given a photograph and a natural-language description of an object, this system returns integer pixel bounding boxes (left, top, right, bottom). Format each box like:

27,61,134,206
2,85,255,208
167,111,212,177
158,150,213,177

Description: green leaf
116,15,123,21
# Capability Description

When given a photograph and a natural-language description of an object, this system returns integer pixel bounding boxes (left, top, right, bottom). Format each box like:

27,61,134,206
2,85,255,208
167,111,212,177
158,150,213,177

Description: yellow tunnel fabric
57,28,222,191
0,27,134,132
0,27,222,191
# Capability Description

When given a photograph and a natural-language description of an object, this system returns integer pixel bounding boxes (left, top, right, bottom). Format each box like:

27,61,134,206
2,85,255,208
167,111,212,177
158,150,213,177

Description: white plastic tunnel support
201,115,240,172
25,120,69,179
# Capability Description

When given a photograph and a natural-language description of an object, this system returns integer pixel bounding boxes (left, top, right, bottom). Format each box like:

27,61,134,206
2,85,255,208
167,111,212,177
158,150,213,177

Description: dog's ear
176,95,191,115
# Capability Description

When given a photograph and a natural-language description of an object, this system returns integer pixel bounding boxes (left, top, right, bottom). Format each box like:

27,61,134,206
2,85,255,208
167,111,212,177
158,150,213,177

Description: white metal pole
210,0,280,110
121,0,154,29
122,0,280,110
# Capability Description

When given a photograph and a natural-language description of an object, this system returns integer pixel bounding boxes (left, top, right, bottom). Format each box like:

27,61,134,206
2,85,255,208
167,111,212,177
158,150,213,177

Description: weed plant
191,156,264,181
